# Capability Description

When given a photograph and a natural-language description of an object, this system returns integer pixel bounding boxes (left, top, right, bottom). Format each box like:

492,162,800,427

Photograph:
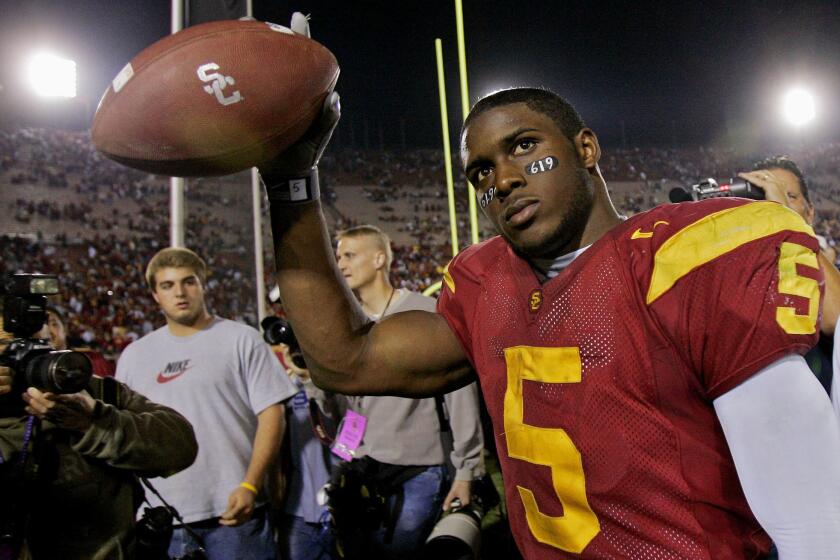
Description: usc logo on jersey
529,289,543,313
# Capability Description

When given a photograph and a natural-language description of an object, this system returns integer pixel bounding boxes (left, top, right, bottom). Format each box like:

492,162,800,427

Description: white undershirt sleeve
713,354,840,559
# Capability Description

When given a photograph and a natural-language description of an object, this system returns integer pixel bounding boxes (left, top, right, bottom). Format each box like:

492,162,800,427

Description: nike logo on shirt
156,359,193,383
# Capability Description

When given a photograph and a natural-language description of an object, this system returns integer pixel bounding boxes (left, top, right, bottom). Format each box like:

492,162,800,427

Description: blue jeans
168,506,275,560
278,514,337,560
365,464,448,560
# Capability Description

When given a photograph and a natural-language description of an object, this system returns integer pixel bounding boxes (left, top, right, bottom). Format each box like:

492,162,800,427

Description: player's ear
374,251,386,270
575,128,601,170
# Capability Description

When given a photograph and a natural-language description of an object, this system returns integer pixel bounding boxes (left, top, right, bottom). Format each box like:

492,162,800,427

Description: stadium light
26,53,77,98
781,87,815,127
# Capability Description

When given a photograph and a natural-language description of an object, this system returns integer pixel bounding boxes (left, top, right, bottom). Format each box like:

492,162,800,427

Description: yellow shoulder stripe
647,202,816,304
443,261,456,294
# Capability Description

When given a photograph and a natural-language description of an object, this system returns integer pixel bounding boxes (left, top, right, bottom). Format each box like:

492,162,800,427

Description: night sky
1,0,839,149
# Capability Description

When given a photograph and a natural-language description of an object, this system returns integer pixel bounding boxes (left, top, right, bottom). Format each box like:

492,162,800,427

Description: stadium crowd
2,127,840,358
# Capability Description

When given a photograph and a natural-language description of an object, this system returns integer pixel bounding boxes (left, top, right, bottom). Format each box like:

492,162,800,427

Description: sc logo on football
197,63,243,106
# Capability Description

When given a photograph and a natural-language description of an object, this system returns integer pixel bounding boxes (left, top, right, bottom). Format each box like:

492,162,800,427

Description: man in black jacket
0,343,197,559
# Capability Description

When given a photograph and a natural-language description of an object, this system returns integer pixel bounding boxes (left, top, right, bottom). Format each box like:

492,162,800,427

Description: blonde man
117,247,297,560
333,225,484,559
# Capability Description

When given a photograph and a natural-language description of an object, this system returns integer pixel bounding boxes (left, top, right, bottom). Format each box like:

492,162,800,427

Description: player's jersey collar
529,244,592,282
503,238,606,320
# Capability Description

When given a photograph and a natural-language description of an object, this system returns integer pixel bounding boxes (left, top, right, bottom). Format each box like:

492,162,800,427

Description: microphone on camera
668,187,693,203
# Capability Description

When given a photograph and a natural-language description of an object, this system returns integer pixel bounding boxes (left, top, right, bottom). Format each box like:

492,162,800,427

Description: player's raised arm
258,17,470,397
260,105,470,396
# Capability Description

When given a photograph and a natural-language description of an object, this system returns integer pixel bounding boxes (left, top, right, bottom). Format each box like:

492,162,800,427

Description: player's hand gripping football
258,12,341,188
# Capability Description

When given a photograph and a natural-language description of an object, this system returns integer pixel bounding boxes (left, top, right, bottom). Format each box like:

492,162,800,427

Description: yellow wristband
239,482,258,495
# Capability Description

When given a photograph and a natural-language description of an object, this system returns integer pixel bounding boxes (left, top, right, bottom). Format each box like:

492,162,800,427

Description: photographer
274,341,344,560
739,156,840,337
0,326,198,559
37,305,116,377
739,157,840,400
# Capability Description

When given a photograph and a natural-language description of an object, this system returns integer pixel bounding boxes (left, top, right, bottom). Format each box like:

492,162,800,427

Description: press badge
331,410,367,461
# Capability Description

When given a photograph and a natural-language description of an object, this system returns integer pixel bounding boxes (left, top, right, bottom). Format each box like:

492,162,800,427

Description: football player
259,16,840,558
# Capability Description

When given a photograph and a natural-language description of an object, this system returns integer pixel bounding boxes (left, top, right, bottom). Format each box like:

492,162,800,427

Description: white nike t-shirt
116,316,296,522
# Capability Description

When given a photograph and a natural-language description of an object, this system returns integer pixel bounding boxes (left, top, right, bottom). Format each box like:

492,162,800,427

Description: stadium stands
2,127,838,358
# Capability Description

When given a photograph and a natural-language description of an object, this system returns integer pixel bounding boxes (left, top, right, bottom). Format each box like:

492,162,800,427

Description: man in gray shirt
334,225,484,558
116,247,297,560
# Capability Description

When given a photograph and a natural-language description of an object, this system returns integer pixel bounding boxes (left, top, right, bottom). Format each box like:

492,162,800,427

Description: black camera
136,506,174,560
0,274,92,416
136,505,207,560
261,316,306,369
669,178,765,203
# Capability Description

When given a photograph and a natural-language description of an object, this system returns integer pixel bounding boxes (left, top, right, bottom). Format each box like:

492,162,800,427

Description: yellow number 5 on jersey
776,241,821,334
503,346,600,552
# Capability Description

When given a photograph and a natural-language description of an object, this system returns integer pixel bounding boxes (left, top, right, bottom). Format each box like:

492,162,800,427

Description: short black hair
462,87,586,142
752,155,811,204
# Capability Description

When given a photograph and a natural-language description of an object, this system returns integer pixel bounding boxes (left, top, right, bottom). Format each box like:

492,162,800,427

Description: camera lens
261,316,298,348
261,317,287,346
26,350,93,394
267,321,290,346
424,505,482,560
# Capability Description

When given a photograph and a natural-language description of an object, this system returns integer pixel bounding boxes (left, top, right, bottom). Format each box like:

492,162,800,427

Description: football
91,19,339,177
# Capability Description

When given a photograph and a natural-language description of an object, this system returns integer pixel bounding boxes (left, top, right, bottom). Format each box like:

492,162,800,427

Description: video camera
0,273,92,416
261,316,306,369
668,178,765,203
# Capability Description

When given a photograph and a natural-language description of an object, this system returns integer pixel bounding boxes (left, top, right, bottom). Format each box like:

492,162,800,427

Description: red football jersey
437,198,823,559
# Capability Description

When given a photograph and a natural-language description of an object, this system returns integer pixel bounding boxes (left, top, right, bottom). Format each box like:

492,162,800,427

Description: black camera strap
139,477,207,554
0,415,36,467
0,415,39,560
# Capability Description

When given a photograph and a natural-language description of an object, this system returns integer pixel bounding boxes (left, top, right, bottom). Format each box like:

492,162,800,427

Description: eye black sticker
525,156,558,175
479,186,497,209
